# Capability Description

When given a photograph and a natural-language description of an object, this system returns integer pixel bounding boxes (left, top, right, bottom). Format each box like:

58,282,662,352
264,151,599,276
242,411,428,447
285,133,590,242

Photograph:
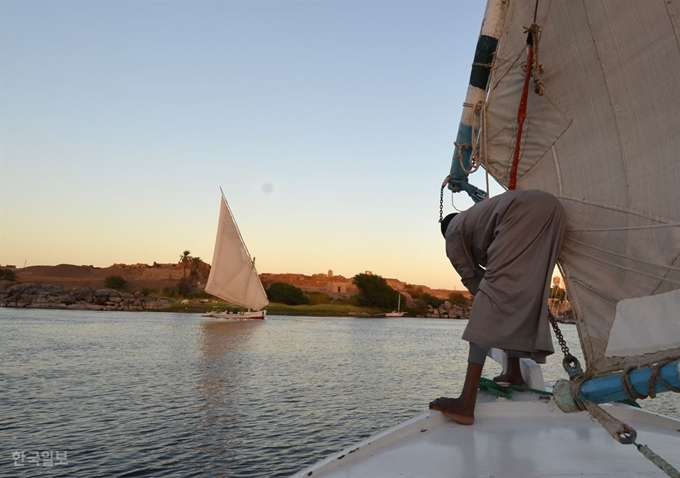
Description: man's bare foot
492,373,527,387
428,397,474,425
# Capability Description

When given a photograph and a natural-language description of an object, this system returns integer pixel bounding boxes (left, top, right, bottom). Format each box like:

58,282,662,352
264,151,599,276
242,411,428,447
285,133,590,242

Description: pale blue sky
0,0,497,290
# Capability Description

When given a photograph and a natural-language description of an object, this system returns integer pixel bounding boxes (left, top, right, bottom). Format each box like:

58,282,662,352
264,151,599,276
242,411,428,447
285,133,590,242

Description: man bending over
430,189,566,425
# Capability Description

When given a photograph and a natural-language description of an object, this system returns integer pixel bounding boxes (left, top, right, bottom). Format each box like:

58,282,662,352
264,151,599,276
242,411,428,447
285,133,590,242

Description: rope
479,377,512,399
508,35,533,191
584,401,637,444
621,361,680,401
528,23,545,96
585,401,679,476
455,101,485,176
636,443,680,478
622,367,649,400
481,375,641,408
478,377,553,399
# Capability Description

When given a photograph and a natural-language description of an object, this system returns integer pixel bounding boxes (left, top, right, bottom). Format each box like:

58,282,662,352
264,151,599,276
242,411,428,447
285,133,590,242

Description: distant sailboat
204,190,268,320
385,294,404,317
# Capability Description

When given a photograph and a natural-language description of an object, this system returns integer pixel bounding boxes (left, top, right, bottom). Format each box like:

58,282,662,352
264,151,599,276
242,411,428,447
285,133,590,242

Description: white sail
467,0,680,376
205,192,269,312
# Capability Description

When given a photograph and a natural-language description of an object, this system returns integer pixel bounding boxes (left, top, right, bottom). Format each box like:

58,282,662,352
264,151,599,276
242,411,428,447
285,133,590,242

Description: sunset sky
0,0,501,291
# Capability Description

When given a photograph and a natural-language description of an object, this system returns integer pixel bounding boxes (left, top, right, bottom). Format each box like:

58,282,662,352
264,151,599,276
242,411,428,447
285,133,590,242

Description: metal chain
439,182,445,223
548,312,583,378
439,175,452,223
548,312,571,357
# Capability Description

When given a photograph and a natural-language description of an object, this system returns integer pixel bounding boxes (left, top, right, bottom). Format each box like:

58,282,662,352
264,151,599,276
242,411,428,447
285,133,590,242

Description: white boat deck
291,391,680,477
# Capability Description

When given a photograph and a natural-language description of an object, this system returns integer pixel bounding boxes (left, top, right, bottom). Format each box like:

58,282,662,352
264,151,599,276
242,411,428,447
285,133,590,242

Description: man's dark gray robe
444,190,566,362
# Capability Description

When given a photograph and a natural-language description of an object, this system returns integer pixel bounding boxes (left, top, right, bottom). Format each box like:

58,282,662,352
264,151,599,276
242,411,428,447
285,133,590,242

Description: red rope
509,42,534,190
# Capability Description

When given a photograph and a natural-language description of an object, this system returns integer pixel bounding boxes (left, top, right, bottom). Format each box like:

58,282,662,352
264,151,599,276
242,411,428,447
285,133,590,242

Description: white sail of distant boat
204,190,268,320
293,1,680,476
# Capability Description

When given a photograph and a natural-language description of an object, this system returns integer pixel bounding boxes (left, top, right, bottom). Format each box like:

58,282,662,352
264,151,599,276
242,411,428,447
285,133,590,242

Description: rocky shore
426,301,470,319
0,283,174,311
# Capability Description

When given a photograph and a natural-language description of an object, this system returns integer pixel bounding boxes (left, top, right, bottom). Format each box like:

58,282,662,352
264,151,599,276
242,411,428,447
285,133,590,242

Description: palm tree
179,250,192,280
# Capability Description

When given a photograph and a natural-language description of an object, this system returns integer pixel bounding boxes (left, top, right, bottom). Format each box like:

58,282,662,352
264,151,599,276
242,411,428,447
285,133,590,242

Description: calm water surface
1,308,677,477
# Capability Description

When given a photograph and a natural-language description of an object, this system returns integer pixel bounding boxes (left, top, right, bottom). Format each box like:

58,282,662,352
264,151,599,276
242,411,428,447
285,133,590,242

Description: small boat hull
203,310,266,320
384,312,405,317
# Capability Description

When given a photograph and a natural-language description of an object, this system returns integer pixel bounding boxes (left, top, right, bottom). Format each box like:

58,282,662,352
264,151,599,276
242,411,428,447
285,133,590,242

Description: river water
1,308,678,477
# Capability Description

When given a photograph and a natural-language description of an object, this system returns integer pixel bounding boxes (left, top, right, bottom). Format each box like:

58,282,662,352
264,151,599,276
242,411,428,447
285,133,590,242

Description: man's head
440,213,458,238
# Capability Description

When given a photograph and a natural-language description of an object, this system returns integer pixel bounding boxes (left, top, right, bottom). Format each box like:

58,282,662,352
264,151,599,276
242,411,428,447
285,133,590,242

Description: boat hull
203,310,266,320
290,392,680,477
384,312,405,317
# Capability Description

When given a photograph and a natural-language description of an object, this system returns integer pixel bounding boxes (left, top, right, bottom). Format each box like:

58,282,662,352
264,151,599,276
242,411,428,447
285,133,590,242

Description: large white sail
205,193,269,312
464,0,680,376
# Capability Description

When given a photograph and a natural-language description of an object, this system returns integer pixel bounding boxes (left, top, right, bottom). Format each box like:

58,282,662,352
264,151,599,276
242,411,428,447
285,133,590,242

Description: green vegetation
416,292,443,309
353,273,400,309
0,268,17,281
177,250,209,295
266,282,309,305
172,298,381,316
266,302,377,316
177,278,193,296
306,291,333,305
448,291,472,307
104,275,127,291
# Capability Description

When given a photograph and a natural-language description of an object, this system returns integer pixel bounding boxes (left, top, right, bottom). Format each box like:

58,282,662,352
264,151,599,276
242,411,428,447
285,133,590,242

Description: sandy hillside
15,264,186,291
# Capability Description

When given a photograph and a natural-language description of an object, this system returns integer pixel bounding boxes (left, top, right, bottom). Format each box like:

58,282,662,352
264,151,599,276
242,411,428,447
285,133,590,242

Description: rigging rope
508,34,533,191
508,22,544,190
455,101,485,176
621,361,680,401
478,377,552,399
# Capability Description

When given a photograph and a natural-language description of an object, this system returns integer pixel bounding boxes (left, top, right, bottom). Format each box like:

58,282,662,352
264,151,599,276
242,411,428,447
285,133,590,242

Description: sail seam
551,145,563,196
665,0,680,52
564,237,680,272
583,1,633,214
567,223,680,232
562,244,680,286
558,195,677,224
568,276,618,305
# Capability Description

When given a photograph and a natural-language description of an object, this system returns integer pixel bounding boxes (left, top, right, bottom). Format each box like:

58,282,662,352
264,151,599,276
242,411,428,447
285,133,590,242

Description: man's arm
461,270,484,296
447,239,485,296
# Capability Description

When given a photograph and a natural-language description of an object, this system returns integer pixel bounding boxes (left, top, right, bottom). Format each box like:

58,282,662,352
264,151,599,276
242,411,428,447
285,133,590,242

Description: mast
446,0,507,203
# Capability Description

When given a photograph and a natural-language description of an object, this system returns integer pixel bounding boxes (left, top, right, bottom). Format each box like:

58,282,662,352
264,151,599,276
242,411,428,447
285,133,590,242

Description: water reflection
198,319,261,415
